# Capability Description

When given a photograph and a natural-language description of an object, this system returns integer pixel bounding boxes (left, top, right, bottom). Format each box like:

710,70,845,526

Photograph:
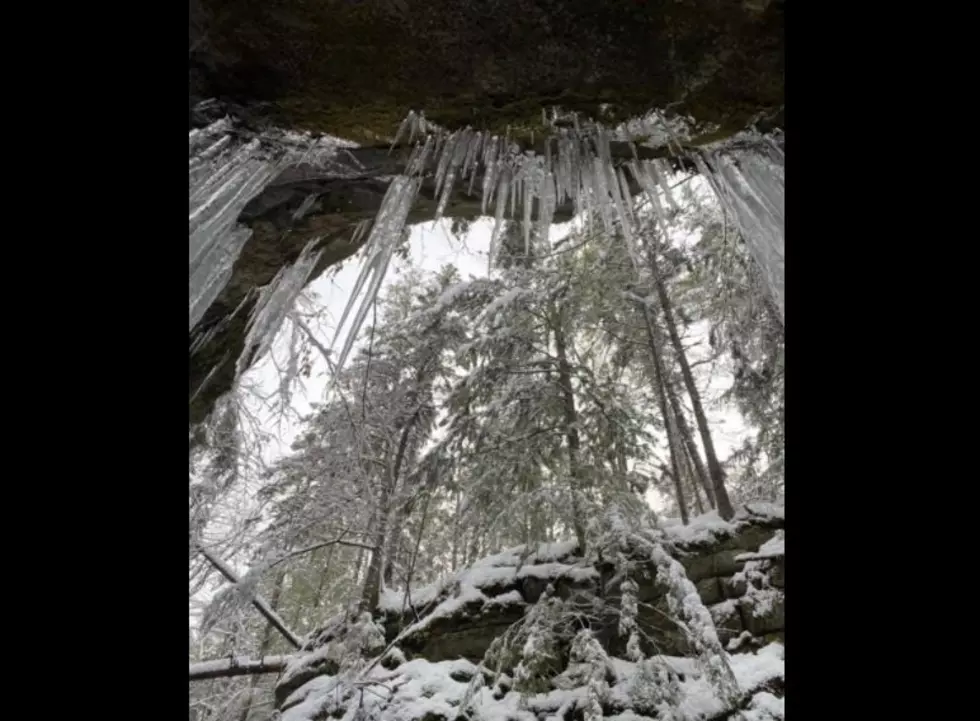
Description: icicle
461,130,481,182
350,218,371,247
330,176,419,378
509,166,519,221
522,162,534,255
692,150,784,321
616,167,636,228
555,135,569,204
628,160,658,215
190,123,306,333
390,110,415,152
465,132,483,197
436,130,469,220
481,136,500,214
537,170,556,249
650,159,680,214
434,131,459,201
591,156,615,238
190,226,253,332
237,239,323,375
489,167,511,265
407,133,435,176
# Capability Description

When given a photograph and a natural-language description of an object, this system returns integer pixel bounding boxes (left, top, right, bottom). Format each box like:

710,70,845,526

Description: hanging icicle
191,105,785,403
237,240,324,377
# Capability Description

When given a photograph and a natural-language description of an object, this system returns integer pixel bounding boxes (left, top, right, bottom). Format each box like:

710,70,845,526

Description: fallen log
189,654,294,682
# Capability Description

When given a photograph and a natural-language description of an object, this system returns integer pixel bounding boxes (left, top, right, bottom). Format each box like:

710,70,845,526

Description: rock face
191,0,783,143
274,508,786,717
188,1,783,430
380,511,785,664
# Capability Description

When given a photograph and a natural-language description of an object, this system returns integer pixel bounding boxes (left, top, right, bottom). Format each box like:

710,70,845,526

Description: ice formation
189,117,349,372
390,111,784,323
189,106,784,400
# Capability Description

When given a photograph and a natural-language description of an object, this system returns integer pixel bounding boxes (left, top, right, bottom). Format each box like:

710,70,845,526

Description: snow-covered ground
279,641,784,721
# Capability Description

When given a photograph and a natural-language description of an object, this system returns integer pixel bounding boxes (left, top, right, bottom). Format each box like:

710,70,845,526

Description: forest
190,3,783,720
190,158,784,720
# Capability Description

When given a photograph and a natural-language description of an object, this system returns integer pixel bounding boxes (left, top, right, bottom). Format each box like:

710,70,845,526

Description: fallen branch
196,544,303,649
190,654,294,682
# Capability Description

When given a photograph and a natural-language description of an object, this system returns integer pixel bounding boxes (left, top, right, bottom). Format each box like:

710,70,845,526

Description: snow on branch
196,543,303,649
189,654,294,682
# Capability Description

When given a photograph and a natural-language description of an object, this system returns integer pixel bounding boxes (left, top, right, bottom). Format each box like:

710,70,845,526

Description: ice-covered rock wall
189,108,784,427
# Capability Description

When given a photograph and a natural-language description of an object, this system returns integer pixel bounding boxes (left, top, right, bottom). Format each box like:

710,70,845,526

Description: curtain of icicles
189,110,784,396
189,119,343,391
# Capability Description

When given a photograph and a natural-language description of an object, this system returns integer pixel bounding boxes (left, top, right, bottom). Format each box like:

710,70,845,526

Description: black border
14,5,186,716
12,1,951,717
786,4,948,716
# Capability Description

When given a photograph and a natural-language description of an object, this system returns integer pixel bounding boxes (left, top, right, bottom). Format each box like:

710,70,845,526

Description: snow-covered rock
276,506,785,721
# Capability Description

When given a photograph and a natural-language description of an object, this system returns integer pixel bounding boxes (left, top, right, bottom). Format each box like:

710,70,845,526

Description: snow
673,643,784,720
661,510,738,545
280,643,783,721
379,539,588,615
737,531,784,562
661,505,784,547
487,590,525,606
738,502,785,522
281,674,336,710
744,691,784,720
476,286,527,323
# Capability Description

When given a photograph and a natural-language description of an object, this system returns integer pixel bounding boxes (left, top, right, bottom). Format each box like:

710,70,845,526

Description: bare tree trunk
647,245,736,520
666,374,716,508
382,510,403,587
359,478,392,614
451,489,461,571
360,404,420,612
635,299,689,524
551,305,589,550
239,570,286,721
309,546,335,614
683,446,706,515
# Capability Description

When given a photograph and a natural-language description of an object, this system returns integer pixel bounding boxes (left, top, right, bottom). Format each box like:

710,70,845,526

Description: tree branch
196,544,304,650
266,536,378,571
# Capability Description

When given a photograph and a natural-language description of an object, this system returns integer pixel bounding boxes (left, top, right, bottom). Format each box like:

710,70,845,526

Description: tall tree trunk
382,500,407,588
551,305,589,550
451,489,461,571
647,246,736,520
360,402,420,612
683,446,706,515
359,475,394,614
635,300,689,524
666,374,716,508
239,570,287,721
310,545,335,613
